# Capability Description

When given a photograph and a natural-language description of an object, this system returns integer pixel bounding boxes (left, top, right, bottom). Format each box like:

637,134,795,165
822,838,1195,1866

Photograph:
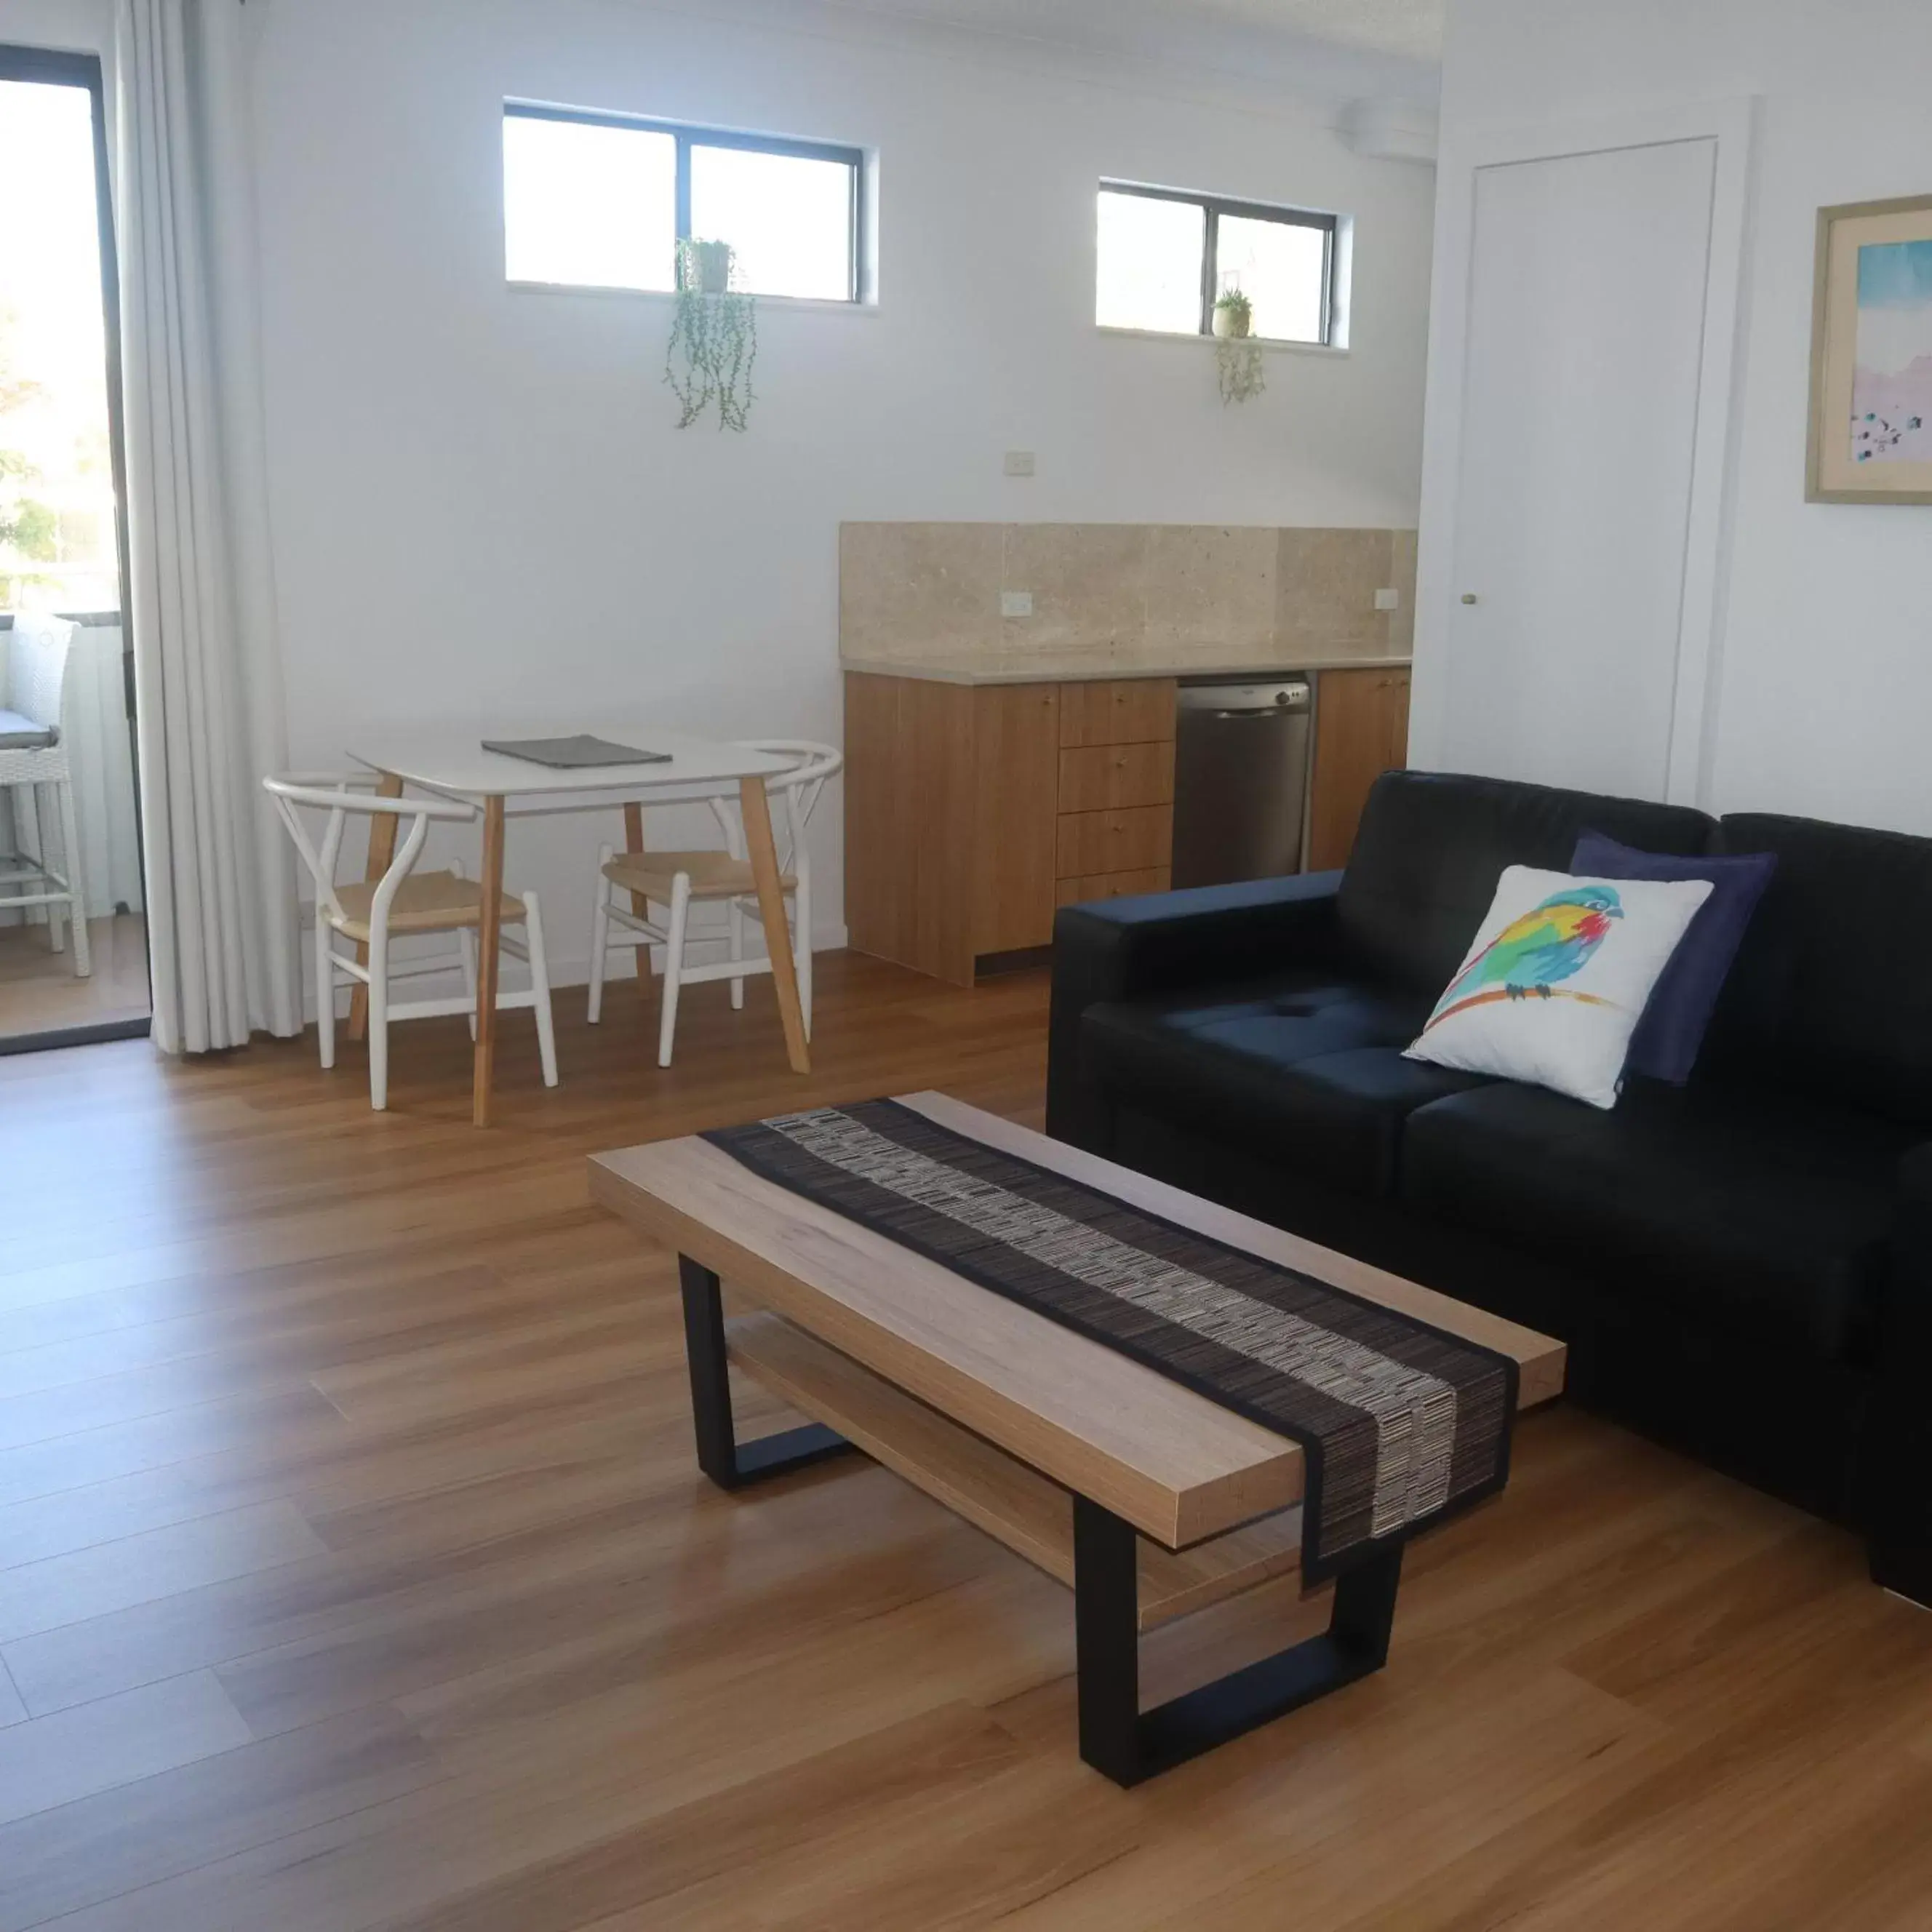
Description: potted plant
687,238,734,296
1212,288,1253,340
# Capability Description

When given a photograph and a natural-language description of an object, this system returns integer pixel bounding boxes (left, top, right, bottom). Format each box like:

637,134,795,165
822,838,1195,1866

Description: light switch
1003,450,1037,477
1001,591,1034,618
1374,587,1401,612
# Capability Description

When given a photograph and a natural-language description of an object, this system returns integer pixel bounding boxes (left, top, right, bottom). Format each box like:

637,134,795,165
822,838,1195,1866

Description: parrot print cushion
1405,865,1715,1109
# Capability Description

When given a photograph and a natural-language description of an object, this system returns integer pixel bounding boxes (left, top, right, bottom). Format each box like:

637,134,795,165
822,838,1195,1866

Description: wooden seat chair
0,612,91,977
586,741,839,1067
264,773,558,1110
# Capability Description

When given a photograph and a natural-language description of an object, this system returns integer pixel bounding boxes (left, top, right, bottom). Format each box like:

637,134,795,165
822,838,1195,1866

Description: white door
1438,136,1720,799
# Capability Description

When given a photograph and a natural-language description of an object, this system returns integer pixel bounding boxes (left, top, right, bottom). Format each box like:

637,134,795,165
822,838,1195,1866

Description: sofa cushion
1080,971,1489,1197
1706,813,1932,1127
1400,1079,1915,1363
1570,829,1777,1084
1337,772,1715,1000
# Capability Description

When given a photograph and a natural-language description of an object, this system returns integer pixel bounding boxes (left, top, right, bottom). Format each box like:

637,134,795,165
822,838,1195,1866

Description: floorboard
0,951,1928,1928
0,914,150,1042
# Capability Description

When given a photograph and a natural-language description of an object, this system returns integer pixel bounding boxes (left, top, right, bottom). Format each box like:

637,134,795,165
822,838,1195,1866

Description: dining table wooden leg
622,802,649,917
348,770,403,1042
472,794,506,1127
739,775,810,1075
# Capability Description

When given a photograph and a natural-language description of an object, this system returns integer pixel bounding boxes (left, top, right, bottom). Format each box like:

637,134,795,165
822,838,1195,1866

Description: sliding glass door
0,44,146,1051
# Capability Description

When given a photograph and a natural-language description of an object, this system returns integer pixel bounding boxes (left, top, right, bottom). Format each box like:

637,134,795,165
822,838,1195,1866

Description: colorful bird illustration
1432,885,1625,1019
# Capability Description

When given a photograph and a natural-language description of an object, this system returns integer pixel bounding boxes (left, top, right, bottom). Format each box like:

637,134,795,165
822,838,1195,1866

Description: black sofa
1047,770,1932,1605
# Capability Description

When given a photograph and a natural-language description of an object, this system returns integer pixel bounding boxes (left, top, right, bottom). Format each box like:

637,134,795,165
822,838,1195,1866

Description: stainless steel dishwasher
1170,676,1313,889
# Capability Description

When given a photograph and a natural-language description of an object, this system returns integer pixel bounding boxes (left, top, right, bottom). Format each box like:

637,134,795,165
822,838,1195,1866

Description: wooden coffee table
590,1092,1565,1787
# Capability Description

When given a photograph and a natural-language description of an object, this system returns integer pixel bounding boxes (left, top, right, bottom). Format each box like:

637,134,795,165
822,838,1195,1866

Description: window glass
0,78,117,611
503,115,676,290
1217,213,1327,343
690,145,855,300
1095,189,1205,334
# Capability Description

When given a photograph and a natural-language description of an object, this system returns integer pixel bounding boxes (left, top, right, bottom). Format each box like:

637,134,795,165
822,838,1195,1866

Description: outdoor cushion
0,709,55,750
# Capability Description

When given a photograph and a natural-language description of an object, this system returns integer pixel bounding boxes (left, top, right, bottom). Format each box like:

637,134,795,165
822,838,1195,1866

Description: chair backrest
263,772,476,930
7,612,79,730
706,741,842,873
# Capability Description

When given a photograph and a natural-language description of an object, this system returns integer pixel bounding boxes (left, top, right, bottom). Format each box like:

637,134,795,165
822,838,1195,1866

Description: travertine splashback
840,523,1416,665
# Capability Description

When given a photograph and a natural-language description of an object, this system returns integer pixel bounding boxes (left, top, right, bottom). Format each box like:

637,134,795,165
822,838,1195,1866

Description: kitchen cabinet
1307,667,1411,871
845,673,1173,986
845,665,1404,986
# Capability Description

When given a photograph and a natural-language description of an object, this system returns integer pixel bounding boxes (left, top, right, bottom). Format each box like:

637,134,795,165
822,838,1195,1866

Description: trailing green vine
665,238,758,432
1216,337,1266,405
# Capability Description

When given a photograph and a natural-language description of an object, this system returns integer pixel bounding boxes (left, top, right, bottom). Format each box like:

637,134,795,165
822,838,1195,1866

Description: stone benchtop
839,648,1413,687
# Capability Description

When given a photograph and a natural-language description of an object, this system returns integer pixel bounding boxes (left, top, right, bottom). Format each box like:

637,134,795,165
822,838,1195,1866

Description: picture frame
1808,193,1932,504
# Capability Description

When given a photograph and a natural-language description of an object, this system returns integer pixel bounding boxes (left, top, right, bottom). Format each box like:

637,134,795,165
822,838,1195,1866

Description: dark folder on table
481,735,672,770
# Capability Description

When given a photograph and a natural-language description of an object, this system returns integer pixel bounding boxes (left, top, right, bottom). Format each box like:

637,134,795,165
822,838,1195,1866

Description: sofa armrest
1045,872,1343,1151
1867,1143,1932,1605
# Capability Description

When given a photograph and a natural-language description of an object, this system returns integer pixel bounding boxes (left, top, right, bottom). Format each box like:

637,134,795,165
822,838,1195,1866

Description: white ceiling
831,0,1444,68
822,0,1444,106
1199,0,1443,62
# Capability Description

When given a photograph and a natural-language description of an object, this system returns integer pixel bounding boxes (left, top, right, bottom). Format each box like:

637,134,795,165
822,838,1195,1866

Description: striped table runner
702,1099,1517,1581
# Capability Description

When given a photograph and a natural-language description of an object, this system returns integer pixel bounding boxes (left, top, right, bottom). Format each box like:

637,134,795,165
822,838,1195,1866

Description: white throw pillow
1405,866,1714,1110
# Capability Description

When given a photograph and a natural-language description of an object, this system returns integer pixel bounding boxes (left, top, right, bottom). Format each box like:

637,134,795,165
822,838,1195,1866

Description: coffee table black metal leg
1074,1493,1403,1787
679,1256,855,1490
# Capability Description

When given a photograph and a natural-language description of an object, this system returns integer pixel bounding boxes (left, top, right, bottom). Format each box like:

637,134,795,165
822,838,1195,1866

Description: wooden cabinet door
1057,741,1175,815
1056,807,1174,879
1308,668,1411,871
972,684,1061,956
1058,679,1177,749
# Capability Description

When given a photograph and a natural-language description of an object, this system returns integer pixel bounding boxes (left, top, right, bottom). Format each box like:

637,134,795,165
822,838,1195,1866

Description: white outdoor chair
0,611,91,978
264,774,558,1111
586,741,839,1068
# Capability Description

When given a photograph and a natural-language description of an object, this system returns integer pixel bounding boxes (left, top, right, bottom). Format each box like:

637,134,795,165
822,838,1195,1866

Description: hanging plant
665,238,758,431
1216,337,1266,405
1213,280,1264,404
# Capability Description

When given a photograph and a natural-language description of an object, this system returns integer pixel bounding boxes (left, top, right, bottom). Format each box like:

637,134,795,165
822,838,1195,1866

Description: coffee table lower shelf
727,1304,1306,1632
680,1254,1405,1787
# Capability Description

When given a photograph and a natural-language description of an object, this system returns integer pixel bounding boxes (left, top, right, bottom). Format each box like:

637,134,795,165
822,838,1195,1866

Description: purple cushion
1571,830,1777,1084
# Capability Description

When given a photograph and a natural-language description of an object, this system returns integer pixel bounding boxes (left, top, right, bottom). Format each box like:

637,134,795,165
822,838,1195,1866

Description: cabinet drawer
1058,679,1177,749
1056,868,1170,909
1057,806,1173,877
1057,741,1175,815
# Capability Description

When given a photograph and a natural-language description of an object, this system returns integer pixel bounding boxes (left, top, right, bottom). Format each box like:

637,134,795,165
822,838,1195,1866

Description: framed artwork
1809,193,1932,503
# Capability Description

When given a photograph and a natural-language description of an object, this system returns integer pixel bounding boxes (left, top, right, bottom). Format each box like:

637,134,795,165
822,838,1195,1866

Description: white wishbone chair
0,612,91,976
264,773,558,1110
586,741,839,1067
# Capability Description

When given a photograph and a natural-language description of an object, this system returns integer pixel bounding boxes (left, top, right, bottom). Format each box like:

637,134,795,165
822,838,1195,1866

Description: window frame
504,102,868,304
1097,179,1338,346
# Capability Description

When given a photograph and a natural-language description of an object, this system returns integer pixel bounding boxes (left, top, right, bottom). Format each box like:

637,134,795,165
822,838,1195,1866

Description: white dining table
347,728,805,1126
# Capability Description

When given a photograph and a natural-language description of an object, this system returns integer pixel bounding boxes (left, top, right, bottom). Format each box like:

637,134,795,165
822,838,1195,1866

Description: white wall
0,0,108,61
1425,0,1932,837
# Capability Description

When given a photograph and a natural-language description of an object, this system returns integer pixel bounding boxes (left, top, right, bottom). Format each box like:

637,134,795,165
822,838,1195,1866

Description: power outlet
1001,590,1034,619
1003,450,1037,477
1374,587,1401,612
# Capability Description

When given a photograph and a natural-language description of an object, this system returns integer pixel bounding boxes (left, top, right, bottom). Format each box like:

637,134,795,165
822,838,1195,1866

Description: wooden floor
0,914,150,1042
2,951,1931,1931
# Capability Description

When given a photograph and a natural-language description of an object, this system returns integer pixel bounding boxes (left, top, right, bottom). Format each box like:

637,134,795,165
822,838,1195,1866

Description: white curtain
116,0,299,1052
